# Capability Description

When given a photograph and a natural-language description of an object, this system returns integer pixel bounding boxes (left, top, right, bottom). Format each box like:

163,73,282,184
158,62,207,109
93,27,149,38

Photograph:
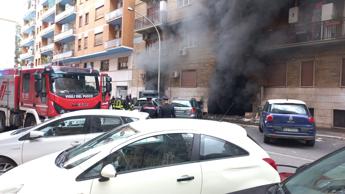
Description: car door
199,135,253,194
84,116,123,142
21,116,89,163
79,133,202,194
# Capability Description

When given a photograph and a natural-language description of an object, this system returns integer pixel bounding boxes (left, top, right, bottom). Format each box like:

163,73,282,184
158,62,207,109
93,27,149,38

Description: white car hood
0,152,82,194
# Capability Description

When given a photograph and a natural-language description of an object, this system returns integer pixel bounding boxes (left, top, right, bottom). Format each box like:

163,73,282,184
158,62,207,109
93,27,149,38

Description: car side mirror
29,131,45,140
99,164,117,182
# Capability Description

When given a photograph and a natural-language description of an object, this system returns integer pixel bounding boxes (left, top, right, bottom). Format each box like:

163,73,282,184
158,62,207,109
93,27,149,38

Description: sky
0,0,25,70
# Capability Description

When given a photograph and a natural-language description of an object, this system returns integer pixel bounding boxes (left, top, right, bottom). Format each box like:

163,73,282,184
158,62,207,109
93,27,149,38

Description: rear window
172,100,192,107
270,103,308,115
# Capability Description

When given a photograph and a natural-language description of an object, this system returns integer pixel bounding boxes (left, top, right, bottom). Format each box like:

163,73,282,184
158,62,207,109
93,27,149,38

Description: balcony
54,28,75,43
135,11,162,32
20,36,35,47
41,6,56,22
105,8,123,25
40,43,54,55
104,38,121,49
20,51,34,60
56,0,74,5
55,6,76,24
40,24,55,38
23,6,36,21
21,21,35,34
40,0,48,6
268,18,345,50
53,50,74,61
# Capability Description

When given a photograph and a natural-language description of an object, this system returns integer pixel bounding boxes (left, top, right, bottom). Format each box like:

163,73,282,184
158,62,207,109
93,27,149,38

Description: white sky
0,0,25,70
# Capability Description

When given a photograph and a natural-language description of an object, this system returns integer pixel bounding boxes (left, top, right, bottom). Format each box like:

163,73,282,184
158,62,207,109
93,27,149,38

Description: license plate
283,128,299,132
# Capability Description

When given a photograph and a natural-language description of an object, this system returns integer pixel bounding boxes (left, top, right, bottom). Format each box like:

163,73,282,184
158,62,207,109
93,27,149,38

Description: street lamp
128,6,161,98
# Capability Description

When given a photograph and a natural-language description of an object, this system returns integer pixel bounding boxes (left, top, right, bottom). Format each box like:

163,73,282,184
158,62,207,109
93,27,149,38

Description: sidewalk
205,114,345,140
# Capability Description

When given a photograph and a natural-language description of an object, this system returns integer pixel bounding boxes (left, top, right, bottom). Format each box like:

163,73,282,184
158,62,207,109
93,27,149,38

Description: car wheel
24,114,36,127
306,140,315,147
264,136,271,144
259,125,263,133
0,157,17,175
0,112,5,132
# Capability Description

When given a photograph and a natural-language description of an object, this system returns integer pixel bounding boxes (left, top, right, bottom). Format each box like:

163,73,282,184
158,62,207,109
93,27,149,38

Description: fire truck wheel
0,113,5,132
24,114,36,127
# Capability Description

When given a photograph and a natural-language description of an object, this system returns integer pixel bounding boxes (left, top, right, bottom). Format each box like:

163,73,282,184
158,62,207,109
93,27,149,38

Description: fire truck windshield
51,73,99,97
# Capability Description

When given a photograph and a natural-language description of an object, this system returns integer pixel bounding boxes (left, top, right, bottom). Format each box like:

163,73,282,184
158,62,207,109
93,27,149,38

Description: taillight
263,158,278,170
308,117,315,124
266,114,273,122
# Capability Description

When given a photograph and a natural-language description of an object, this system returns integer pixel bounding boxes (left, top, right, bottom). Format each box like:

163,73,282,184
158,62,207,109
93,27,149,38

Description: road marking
268,151,314,162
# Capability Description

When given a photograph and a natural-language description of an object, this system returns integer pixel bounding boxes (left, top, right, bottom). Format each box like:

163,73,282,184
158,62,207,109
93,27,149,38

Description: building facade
20,0,135,98
264,0,345,128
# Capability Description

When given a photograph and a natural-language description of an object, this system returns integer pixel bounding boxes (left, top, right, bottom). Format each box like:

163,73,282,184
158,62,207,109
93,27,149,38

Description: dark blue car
259,99,316,146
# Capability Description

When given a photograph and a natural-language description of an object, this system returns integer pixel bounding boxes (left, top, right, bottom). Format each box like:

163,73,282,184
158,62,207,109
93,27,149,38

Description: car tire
259,125,263,133
306,140,315,147
24,114,36,127
0,157,17,175
0,112,5,132
264,136,271,144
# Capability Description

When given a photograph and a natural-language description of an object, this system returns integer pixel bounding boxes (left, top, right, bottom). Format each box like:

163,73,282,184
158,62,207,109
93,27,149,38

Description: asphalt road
242,125,345,172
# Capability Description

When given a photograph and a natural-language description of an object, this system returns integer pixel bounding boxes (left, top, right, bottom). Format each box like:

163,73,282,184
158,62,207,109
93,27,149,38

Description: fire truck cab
0,65,112,131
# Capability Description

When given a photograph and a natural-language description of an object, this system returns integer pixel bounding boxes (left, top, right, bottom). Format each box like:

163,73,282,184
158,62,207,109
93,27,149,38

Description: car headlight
0,184,24,194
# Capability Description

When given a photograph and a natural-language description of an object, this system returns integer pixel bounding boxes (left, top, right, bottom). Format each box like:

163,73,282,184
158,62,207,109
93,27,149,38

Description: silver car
171,98,203,119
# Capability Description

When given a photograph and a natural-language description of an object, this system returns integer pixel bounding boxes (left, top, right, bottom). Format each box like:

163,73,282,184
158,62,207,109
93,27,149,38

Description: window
95,6,104,20
79,15,83,28
78,38,82,50
266,63,286,87
79,133,194,179
181,70,197,88
23,73,30,93
94,32,103,46
177,0,191,8
118,57,128,70
85,12,89,25
200,135,248,160
89,116,122,133
270,103,308,115
301,61,314,87
341,58,345,87
100,60,109,71
84,37,88,49
37,117,87,137
334,110,345,128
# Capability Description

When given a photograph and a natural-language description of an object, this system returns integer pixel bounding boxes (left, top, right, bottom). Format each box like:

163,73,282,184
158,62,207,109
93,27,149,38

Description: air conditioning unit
322,3,335,21
179,48,188,56
172,71,179,78
289,7,299,24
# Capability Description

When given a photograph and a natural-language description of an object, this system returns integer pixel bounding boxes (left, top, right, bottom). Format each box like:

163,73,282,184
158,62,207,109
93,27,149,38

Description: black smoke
205,0,289,115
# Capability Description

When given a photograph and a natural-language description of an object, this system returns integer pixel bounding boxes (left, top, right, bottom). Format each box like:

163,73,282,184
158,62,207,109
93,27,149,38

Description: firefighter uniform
113,98,124,110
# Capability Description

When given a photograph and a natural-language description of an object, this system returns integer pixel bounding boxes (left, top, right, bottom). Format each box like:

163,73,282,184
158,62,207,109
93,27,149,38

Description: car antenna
219,103,234,122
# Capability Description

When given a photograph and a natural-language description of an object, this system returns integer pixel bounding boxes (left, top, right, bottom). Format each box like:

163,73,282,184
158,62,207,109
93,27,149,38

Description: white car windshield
55,125,138,168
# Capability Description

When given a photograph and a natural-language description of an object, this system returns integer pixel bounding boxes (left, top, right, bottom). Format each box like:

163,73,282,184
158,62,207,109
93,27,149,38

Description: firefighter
114,97,124,110
158,96,176,118
110,96,116,109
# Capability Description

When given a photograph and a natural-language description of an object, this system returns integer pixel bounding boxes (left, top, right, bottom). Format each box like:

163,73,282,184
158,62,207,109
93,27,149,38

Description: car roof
129,119,247,137
138,97,158,100
56,109,149,119
267,99,306,105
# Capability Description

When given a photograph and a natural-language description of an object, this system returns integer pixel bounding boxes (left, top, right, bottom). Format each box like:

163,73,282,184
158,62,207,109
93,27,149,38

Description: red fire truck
0,65,112,131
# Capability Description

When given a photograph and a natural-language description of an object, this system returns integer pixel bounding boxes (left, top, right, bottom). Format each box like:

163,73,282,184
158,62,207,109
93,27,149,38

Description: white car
0,109,149,175
0,119,280,194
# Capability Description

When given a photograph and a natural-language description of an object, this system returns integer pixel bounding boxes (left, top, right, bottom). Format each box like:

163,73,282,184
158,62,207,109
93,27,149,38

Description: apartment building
132,0,215,107
264,0,345,128
20,0,135,97
20,0,36,66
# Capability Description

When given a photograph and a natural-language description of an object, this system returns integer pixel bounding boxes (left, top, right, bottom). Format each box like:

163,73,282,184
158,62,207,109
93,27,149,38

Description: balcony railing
20,51,34,60
40,24,55,37
55,6,76,23
41,6,55,20
40,0,48,5
269,18,345,47
21,21,35,34
56,0,74,5
104,38,121,49
20,36,35,47
135,11,162,31
53,50,74,61
41,43,54,53
54,28,75,42
23,6,36,20
105,8,123,23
